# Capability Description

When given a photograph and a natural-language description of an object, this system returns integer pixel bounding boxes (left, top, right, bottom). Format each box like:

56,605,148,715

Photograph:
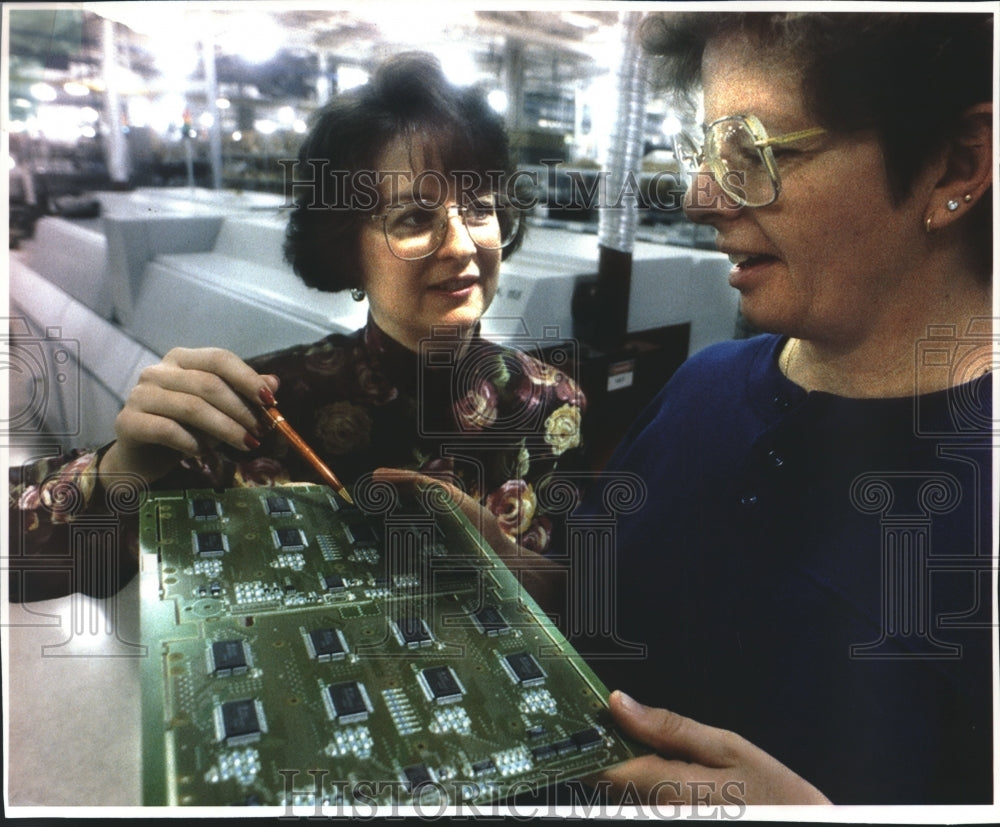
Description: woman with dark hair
11,52,585,599
576,12,994,807
284,53,525,296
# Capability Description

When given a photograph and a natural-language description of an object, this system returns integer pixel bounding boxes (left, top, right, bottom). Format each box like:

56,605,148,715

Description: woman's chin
436,304,486,332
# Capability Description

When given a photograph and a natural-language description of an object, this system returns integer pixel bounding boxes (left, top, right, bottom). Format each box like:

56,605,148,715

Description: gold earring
963,193,973,203
925,215,933,233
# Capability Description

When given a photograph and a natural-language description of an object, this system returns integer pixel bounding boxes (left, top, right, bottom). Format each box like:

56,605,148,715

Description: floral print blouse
8,319,587,601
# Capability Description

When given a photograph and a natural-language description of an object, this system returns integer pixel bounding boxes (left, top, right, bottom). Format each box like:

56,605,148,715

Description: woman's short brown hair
641,12,993,273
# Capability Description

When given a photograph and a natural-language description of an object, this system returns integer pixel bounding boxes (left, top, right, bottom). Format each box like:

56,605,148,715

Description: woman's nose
437,207,478,256
682,169,744,224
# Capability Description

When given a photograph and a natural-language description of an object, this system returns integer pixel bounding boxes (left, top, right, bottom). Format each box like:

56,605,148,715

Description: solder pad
139,483,645,807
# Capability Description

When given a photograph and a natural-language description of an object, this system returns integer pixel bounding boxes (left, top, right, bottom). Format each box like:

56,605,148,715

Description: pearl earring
350,288,366,302
946,199,960,211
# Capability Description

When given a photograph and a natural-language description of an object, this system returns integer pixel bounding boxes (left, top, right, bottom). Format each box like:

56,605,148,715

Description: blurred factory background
5,3,738,470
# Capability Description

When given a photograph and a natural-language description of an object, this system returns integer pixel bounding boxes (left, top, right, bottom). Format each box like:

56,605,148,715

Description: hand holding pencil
259,396,354,505
99,346,353,503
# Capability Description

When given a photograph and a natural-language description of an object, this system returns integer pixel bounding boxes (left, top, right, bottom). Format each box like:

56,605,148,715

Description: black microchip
531,744,556,762
471,759,496,777
190,497,220,519
419,665,463,703
218,698,264,745
344,516,377,545
306,627,347,660
326,680,371,723
195,531,228,558
393,616,432,648
402,764,435,792
210,639,249,676
322,574,346,593
571,727,604,752
504,651,545,686
275,527,306,551
265,494,293,515
553,738,578,756
473,605,510,636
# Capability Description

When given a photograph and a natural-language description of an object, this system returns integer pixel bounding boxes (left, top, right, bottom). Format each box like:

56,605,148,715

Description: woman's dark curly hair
640,12,993,276
283,51,524,293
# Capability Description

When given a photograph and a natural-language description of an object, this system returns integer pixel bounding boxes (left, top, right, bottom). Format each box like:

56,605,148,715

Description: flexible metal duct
598,11,648,256
574,12,649,349
102,18,129,185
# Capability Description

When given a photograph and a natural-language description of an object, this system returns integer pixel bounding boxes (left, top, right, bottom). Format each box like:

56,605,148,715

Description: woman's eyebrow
380,196,446,214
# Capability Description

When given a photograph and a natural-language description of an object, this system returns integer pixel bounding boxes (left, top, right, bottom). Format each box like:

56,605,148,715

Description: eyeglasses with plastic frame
371,198,519,261
673,114,827,207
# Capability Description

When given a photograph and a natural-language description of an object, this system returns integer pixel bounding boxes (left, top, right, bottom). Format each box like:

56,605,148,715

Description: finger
607,690,738,769
157,351,274,424
596,754,754,809
596,754,716,806
140,354,273,432
126,375,261,454
372,467,496,536
371,467,428,486
373,468,467,503
114,405,212,459
163,346,279,414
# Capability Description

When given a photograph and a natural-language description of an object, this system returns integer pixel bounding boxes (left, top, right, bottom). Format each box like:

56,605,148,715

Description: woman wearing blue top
579,11,994,806
370,13,993,806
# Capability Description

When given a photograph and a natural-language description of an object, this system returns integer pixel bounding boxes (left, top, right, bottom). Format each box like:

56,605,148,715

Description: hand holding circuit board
140,484,648,807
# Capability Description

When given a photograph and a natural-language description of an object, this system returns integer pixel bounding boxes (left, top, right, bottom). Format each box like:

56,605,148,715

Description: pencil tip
339,488,354,505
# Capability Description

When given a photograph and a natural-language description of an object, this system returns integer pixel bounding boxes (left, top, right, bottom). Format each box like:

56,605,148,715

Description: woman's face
685,35,936,348
357,135,501,352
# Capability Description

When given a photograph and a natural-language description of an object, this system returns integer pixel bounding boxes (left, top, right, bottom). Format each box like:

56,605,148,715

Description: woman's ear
924,102,992,232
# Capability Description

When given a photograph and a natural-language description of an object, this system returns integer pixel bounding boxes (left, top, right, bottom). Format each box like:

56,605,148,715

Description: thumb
372,468,473,516
608,690,726,768
373,467,463,501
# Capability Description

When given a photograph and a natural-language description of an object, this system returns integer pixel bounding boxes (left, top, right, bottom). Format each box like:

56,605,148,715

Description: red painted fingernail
244,432,261,450
258,386,276,407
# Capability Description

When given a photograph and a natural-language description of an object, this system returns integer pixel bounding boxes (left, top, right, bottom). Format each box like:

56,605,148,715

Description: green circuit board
139,483,644,808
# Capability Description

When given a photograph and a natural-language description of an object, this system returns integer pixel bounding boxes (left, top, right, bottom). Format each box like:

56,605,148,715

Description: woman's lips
727,253,779,289
430,276,479,294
